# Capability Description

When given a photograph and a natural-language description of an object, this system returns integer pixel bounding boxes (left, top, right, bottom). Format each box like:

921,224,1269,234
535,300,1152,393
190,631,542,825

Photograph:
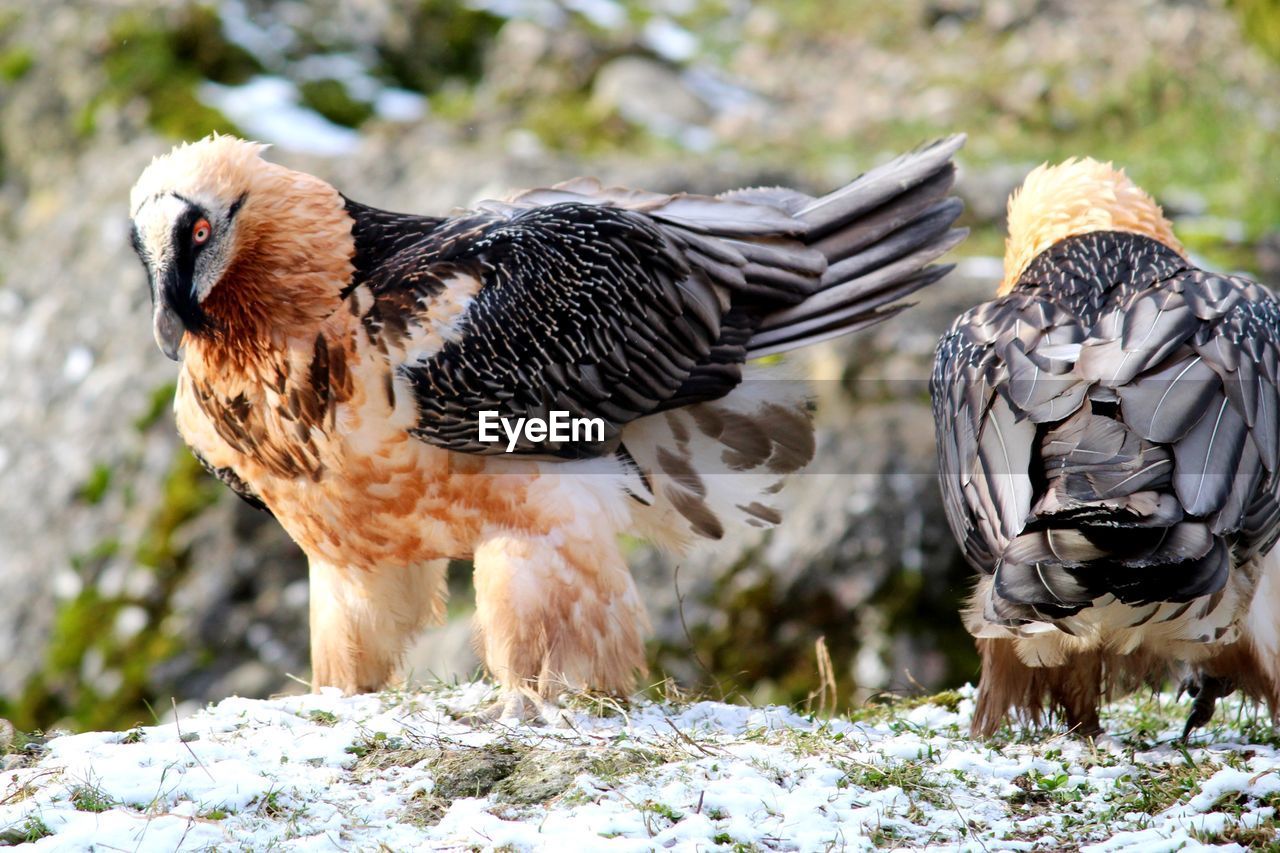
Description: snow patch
2,687,1278,851
199,77,360,156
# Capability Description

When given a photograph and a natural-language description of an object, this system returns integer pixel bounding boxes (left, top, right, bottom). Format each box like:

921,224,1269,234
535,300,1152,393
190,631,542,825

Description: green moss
102,6,256,140
135,449,223,569
494,747,652,804
985,61,1271,242
430,744,524,799
298,79,374,128
1231,0,1280,63
134,382,176,433
752,0,914,46
78,464,113,505
0,45,33,82
375,0,503,94
2,446,223,732
427,86,476,123
521,90,655,156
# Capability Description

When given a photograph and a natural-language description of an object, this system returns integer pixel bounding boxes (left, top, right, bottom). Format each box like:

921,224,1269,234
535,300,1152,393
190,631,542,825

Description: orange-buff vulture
130,133,965,720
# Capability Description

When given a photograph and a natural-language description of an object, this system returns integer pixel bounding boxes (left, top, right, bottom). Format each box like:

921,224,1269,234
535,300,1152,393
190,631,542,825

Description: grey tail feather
746,134,967,359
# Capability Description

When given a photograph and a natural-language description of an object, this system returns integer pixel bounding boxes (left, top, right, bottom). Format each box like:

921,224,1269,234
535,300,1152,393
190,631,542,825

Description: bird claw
460,689,573,728
1179,674,1235,742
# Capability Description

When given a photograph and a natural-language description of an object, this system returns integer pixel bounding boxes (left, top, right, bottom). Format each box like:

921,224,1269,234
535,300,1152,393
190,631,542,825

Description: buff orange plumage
131,133,965,720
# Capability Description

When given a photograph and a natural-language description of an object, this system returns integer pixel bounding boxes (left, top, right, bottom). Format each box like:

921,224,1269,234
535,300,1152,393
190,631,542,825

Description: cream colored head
999,158,1185,295
129,133,272,219
129,134,353,362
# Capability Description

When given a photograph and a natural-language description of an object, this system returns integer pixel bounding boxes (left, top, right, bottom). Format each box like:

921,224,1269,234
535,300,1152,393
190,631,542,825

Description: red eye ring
192,218,212,245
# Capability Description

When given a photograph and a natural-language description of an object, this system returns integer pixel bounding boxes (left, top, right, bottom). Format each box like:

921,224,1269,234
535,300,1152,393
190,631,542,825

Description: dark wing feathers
191,448,271,515
932,230,1280,619
349,137,964,458
1171,395,1249,517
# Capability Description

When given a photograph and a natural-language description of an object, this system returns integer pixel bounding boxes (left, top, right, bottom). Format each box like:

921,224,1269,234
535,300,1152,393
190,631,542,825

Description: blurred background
0,0,1277,733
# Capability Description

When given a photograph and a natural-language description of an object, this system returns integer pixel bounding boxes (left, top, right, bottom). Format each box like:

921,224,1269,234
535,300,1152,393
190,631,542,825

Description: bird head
999,158,1186,295
129,134,353,361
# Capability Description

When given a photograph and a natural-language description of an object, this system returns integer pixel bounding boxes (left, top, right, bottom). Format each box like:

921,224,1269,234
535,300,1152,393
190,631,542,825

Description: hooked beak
153,302,185,361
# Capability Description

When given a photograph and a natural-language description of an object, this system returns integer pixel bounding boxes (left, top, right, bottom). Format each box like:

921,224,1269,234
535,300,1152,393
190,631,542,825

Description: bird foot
460,688,573,727
1069,722,1106,741
1179,674,1235,742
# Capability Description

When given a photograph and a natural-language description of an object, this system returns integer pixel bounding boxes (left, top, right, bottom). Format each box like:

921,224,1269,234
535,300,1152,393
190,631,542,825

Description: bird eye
192,218,212,245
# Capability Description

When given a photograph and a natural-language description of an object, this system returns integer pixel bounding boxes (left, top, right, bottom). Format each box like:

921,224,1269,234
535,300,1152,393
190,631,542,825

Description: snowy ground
2,683,1279,851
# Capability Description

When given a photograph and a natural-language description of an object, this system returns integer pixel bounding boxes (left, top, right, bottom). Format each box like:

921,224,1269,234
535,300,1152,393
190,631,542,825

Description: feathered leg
470,531,649,721
973,638,1103,737
1046,652,1104,738
973,637,1040,737
308,558,449,693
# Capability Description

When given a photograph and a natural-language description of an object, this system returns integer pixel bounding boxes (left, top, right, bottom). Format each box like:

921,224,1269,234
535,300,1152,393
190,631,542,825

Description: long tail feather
747,134,967,358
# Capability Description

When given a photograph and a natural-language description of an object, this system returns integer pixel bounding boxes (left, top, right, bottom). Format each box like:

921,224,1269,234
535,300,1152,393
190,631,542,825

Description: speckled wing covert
932,230,1280,625
191,447,271,515
347,136,967,458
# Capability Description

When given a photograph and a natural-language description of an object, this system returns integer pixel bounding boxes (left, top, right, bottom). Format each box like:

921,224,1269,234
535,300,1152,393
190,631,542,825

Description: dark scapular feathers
346,135,966,458
933,230,1280,624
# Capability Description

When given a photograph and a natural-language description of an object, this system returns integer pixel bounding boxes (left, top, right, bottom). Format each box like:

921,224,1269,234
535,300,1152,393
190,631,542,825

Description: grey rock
956,163,1033,226
1258,230,1280,288
591,56,713,136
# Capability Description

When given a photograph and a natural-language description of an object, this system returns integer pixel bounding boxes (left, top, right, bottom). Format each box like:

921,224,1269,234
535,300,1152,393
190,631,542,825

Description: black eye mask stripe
164,205,213,334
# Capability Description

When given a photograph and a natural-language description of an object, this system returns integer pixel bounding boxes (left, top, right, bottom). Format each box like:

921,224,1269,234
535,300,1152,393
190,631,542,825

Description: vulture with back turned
933,158,1280,738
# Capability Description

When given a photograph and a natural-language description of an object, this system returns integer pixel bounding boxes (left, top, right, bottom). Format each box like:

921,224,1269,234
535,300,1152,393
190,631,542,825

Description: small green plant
1035,771,1069,792
344,729,405,759
0,814,53,844
70,784,113,813
307,710,339,726
641,800,684,822
843,759,948,808
255,790,289,818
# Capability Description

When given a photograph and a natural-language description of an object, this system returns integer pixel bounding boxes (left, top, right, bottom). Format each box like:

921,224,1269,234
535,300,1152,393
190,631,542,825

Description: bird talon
1180,674,1235,741
460,689,572,727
